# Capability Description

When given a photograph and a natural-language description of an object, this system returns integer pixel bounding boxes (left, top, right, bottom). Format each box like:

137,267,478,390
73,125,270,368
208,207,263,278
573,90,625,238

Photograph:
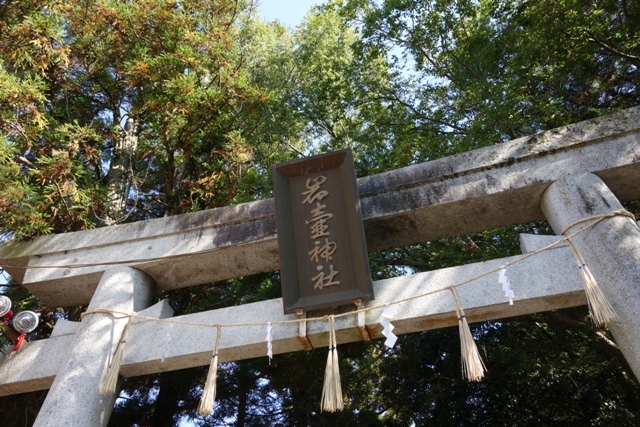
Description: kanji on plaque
309,238,337,262
301,175,341,290
302,176,329,204
307,203,333,239
313,265,341,290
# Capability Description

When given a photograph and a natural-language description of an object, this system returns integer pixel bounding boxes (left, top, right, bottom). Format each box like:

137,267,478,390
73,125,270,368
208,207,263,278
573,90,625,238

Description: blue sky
257,0,321,27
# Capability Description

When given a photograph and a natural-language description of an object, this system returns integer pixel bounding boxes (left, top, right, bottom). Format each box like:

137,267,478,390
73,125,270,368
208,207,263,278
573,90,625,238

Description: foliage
0,0,301,238
371,312,640,427
348,0,640,153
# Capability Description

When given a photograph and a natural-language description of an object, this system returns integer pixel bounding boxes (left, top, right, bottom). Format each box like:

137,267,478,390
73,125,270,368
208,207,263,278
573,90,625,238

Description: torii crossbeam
1,107,640,426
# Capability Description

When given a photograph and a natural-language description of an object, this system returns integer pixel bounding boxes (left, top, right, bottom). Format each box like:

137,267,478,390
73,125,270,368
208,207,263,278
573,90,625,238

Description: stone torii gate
1,107,640,425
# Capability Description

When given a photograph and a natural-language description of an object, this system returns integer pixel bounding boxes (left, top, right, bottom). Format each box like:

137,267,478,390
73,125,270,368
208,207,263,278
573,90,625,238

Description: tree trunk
150,372,182,427
104,117,138,225
236,388,247,427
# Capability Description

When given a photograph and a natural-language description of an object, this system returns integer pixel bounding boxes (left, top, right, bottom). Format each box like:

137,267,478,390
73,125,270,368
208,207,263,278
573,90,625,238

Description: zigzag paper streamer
380,304,398,348
266,322,273,363
499,266,515,305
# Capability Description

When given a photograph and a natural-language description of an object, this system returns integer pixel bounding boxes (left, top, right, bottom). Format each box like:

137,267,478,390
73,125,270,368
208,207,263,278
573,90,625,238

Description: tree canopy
1,0,640,425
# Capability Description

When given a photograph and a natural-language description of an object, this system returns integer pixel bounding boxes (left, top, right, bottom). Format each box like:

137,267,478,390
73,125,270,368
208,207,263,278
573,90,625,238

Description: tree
2,0,640,425
249,0,640,424
351,0,640,148
0,1,299,424
0,0,294,238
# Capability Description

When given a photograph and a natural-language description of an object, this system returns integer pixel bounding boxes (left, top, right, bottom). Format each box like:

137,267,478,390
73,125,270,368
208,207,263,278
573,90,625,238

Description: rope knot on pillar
557,209,634,327
81,308,134,395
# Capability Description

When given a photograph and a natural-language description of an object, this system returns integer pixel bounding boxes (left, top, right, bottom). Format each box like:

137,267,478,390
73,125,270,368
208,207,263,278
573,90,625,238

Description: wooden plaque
273,149,374,314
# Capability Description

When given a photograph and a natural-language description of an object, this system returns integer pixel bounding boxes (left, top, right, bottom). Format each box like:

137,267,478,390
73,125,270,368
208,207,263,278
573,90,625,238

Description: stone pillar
542,173,640,380
34,267,155,427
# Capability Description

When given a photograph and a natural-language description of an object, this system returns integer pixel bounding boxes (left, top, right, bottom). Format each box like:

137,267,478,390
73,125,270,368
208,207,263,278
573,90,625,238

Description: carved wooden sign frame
273,149,374,314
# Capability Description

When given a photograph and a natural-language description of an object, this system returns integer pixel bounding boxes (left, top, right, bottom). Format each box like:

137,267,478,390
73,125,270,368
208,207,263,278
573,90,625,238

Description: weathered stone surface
542,173,640,381
0,333,73,396
33,267,155,427
519,234,567,253
49,318,79,338
1,246,584,396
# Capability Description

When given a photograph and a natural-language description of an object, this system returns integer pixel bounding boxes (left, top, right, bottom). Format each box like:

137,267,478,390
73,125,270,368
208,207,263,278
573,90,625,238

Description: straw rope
75,209,634,332
73,210,631,334
19,209,633,414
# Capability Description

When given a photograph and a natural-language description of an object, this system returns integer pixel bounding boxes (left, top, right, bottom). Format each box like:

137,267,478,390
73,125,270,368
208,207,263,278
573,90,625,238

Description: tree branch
581,28,640,66
15,155,36,169
541,310,636,377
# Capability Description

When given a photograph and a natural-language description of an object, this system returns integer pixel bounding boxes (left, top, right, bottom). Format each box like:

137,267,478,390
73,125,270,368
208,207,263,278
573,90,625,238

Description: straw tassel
198,325,221,416
321,316,343,412
567,239,616,326
100,315,132,394
450,287,486,382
